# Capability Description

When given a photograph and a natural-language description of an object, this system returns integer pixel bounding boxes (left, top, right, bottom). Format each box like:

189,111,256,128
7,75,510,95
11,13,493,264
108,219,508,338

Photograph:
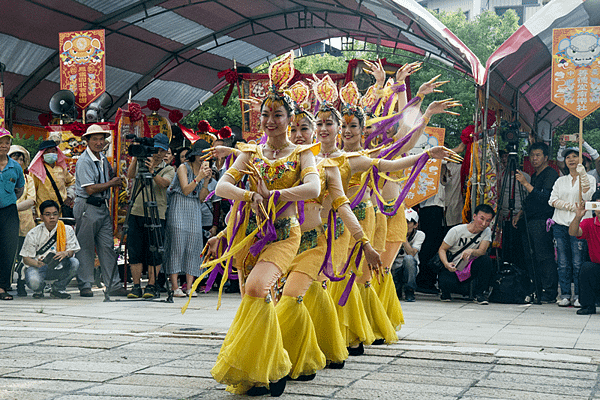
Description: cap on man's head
153,133,170,151
405,208,419,223
0,127,13,140
39,140,58,151
83,124,111,139
562,147,580,159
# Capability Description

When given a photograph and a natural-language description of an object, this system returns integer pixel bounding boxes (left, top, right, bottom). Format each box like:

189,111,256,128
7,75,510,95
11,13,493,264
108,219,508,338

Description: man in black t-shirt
513,142,559,303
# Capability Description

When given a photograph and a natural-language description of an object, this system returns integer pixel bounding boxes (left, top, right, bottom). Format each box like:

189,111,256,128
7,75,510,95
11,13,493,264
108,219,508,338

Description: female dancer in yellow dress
285,81,381,371
209,53,321,397
311,75,454,354
359,60,459,329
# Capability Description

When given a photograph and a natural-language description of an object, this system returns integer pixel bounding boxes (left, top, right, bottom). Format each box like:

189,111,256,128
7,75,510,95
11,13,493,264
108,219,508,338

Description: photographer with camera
74,125,125,297
20,200,80,299
125,133,175,299
512,142,559,303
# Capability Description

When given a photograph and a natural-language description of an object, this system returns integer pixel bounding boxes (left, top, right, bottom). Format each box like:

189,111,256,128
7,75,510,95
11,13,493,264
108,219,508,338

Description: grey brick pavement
1,288,600,399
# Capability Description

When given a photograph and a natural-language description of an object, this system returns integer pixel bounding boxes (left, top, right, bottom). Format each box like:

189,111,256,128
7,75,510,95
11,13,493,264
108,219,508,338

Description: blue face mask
43,153,58,164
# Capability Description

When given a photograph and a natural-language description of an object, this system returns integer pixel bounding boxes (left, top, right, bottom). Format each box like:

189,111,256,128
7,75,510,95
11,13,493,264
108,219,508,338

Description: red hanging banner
59,29,106,110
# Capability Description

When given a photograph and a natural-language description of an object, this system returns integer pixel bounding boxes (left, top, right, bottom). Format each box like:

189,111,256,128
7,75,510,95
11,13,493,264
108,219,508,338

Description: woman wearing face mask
312,76,455,354
8,145,36,297
28,140,75,217
550,148,596,307
197,53,321,397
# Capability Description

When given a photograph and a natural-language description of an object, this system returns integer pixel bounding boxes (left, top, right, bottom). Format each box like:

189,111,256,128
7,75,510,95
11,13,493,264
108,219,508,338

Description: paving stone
380,364,488,380
464,387,588,400
475,378,593,397
390,355,493,371
0,367,22,376
139,365,213,378
496,357,598,371
0,345,101,356
399,350,497,363
0,377,93,392
284,381,339,397
54,396,159,400
486,371,595,388
42,360,147,374
348,378,463,396
0,389,56,400
333,387,456,399
36,339,125,349
492,364,598,379
366,371,475,387
4,368,123,383
79,383,203,398
109,374,216,389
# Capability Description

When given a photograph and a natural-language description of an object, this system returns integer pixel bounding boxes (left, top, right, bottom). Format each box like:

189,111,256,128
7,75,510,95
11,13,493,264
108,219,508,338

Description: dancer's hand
417,75,449,97
203,146,234,160
206,237,220,258
396,61,422,83
363,59,386,87
364,243,382,276
425,98,461,117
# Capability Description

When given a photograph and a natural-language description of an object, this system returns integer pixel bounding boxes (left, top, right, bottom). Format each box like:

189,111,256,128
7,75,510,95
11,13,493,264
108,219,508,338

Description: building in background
417,0,552,24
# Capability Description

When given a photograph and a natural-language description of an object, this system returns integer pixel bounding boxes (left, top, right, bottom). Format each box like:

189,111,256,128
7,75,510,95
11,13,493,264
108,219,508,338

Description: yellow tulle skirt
304,280,348,364
276,295,326,379
372,209,388,253
386,203,407,242
329,275,375,347
212,295,292,394
358,283,399,344
373,272,404,329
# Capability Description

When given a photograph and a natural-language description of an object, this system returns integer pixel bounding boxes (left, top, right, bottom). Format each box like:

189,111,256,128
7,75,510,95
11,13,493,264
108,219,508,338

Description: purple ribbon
364,95,421,148
319,209,344,282
338,273,357,306
375,153,429,217
297,201,305,226
546,218,555,232
206,190,215,202
249,191,284,256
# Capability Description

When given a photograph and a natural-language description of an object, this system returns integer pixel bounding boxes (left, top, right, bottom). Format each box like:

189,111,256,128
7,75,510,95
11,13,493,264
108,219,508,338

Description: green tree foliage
12,133,42,158
183,9,520,148
552,109,600,157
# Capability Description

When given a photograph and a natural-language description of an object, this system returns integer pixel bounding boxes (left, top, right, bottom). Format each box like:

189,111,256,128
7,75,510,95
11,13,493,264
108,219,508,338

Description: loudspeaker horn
49,90,76,116
86,92,113,122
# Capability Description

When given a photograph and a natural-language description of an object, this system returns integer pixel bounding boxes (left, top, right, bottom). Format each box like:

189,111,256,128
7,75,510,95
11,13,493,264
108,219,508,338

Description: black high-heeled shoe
327,360,345,369
269,376,288,397
247,386,269,396
347,342,364,356
289,373,316,381
372,338,385,345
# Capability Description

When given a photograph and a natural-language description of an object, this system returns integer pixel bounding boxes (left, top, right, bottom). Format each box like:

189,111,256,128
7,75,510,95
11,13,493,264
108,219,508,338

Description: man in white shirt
20,200,80,299
438,204,494,304
392,208,425,302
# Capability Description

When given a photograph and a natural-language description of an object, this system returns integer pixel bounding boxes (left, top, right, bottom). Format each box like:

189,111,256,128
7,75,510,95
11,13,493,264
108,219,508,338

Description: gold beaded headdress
313,74,341,123
262,51,296,113
288,81,314,124
339,81,365,126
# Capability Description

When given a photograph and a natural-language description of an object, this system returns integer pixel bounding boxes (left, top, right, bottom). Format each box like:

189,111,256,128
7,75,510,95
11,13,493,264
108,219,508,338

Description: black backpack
488,262,532,304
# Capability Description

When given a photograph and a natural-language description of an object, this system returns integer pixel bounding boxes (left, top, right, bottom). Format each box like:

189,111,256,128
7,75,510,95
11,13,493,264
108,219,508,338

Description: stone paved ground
2,287,600,399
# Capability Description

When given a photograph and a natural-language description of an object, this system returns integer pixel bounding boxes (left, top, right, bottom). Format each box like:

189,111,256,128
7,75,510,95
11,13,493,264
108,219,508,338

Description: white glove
583,141,599,160
552,199,576,212
577,163,591,192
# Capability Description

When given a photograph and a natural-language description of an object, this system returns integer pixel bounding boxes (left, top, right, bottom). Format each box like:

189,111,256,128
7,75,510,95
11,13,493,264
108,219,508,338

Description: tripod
491,148,541,303
106,161,173,303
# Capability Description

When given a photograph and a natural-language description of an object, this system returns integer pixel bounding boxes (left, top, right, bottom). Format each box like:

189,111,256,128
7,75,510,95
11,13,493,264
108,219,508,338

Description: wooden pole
579,118,584,203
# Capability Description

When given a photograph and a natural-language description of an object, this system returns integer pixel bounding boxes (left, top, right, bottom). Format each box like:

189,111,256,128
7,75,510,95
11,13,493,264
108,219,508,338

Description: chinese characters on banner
403,126,445,208
0,97,4,129
552,27,600,119
59,30,106,110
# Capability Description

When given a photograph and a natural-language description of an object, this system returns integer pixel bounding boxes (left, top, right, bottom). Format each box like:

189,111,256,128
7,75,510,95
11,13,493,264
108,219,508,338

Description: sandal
0,291,13,300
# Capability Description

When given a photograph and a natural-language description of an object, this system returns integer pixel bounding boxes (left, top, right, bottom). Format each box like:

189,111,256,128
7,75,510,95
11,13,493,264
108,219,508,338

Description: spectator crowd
2,123,600,317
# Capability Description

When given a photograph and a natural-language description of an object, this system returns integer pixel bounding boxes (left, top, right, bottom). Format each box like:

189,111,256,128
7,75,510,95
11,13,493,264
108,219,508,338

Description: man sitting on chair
20,200,80,299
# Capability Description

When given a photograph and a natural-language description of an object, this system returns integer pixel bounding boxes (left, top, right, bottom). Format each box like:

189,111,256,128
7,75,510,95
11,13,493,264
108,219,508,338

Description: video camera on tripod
126,134,159,160
500,120,528,152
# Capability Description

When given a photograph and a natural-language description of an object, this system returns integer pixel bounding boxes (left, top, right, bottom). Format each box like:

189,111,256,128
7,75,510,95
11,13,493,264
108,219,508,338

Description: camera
126,134,159,158
500,120,528,144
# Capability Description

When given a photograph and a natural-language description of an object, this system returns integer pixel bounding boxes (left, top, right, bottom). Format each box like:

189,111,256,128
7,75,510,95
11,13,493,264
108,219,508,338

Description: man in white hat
73,125,126,297
391,208,425,302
